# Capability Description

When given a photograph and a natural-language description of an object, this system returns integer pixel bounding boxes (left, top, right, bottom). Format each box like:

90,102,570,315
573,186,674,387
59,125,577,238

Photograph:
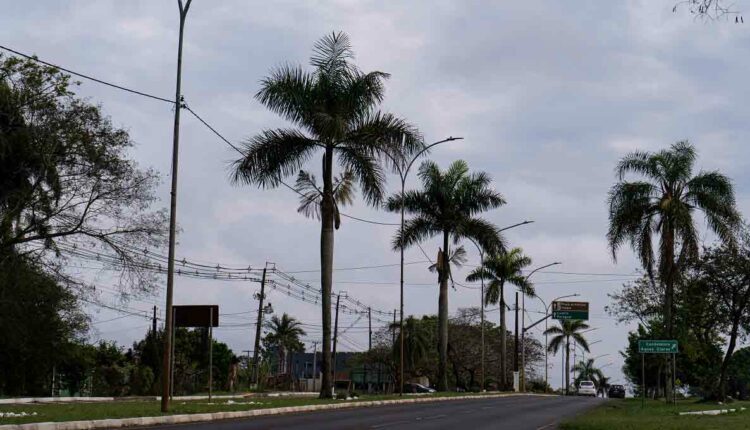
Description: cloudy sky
4,0,750,390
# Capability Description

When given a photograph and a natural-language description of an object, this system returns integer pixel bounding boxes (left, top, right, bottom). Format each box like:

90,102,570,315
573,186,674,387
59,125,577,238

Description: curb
0,393,546,430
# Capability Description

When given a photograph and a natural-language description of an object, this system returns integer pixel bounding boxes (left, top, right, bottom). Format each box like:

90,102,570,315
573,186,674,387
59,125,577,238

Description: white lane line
536,422,556,430
371,420,411,429
423,414,447,420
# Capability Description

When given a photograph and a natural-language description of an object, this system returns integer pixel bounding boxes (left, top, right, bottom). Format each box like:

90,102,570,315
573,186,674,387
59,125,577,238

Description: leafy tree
544,320,590,394
694,236,750,400
230,32,421,398
264,313,306,376
607,141,740,401
0,253,87,396
386,160,505,390
466,247,532,389
727,347,750,400
391,316,432,378
0,54,166,293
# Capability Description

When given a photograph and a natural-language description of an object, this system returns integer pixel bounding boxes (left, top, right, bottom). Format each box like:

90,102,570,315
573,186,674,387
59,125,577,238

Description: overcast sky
4,0,750,390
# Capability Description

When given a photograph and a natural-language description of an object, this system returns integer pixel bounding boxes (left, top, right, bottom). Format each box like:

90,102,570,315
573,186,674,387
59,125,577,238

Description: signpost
174,305,219,402
638,339,678,406
551,301,589,320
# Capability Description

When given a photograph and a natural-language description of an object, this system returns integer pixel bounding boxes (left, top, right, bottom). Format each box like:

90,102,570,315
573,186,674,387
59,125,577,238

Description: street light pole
389,136,462,395
161,0,191,413
520,261,561,392
534,293,579,393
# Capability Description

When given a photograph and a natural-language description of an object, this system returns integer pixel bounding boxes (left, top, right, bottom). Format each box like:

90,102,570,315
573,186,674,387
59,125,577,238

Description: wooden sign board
174,305,219,327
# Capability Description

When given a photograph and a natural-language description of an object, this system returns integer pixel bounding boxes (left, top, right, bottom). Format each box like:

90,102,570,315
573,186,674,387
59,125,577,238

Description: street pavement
141,395,603,430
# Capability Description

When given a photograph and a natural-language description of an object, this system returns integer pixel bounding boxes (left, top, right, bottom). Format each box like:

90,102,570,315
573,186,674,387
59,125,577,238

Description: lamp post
469,220,533,392
520,261,561,392
534,293,579,392
387,136,462,396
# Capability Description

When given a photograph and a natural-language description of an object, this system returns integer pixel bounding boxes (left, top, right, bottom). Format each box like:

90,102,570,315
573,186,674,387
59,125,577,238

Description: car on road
607,384,626,398
404,383,436,393
576,380,597,397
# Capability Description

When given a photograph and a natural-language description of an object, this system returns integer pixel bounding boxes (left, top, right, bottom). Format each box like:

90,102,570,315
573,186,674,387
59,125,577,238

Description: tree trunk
717,317,741,400
319,149,335,399
565,337,570,394
662,222,675,403
437,231,450,391
499,282,507,390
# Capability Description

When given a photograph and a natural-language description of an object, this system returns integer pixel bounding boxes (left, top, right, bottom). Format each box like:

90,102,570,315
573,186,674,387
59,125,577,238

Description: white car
577,380,597,396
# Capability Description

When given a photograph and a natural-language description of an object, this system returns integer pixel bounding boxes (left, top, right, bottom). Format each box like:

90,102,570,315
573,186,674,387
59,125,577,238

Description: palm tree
572,358,603,386
265,313,306,376
386,160,505,390
608,141,740,401
390,316,431,376
594,375,610,398
544,320,590,394
231,32,421,398
466,248,532,390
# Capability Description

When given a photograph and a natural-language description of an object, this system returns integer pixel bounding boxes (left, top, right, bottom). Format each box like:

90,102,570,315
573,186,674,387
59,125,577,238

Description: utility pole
312,341,318,392
152,306,158,334
332,293,341,389
161,0,191,413
208,307,213,403
252,266,268,385
368,307,372,351
514,292,519,390
392,309,397,346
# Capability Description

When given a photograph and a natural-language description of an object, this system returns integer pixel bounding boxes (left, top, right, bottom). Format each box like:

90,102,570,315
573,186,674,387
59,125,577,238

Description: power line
0,44,174,104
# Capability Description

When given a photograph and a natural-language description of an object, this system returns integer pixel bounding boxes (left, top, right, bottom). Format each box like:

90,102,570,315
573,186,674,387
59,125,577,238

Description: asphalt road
144,395,603,430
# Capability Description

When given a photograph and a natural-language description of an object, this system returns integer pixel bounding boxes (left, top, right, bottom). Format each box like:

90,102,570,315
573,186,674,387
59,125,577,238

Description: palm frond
231,129,319,188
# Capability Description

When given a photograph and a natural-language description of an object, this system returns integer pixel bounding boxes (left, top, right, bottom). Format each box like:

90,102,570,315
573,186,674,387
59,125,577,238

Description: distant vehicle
404,383,436,393
577,380,597,397
607,384,626,398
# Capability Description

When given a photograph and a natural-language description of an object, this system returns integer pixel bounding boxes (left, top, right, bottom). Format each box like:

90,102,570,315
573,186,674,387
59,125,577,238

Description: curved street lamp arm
403,136,464,178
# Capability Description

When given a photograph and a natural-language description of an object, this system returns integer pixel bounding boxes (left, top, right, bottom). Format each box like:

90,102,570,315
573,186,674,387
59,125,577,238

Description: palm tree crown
608,140,740,281
231,32,422,398
265,313,306,375
467,247,533,305
386,159,505,391
573,358,603,384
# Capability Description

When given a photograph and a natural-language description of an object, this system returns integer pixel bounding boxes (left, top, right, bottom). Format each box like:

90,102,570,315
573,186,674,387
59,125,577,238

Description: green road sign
639,339,678,354
552,301,589,320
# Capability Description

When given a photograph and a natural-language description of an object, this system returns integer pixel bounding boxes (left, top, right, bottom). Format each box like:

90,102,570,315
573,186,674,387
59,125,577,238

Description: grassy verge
561,398,750,430
0,391,507,425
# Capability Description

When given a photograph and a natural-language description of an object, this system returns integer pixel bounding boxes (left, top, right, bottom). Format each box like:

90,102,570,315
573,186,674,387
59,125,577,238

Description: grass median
0,391,506,426
561,398,750,430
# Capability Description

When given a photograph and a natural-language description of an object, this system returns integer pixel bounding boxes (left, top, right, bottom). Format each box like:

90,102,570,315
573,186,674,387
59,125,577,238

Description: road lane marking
371,420,411,428
423,414,447,420
536,422,556,430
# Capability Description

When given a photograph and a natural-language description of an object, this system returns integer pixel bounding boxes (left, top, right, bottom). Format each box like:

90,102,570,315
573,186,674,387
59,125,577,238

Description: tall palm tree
608,141,740,401
572,358,603,386
386,160,505,390
466,248,532,390
544,320,590,394
265,313,306,376
231,32,421,398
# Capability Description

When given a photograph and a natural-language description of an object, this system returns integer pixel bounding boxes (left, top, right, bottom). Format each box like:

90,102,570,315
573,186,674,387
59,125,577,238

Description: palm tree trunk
662,222,675,403
499,282,507,390
437,231,450,391
319,148,335,399
565,336,570,394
